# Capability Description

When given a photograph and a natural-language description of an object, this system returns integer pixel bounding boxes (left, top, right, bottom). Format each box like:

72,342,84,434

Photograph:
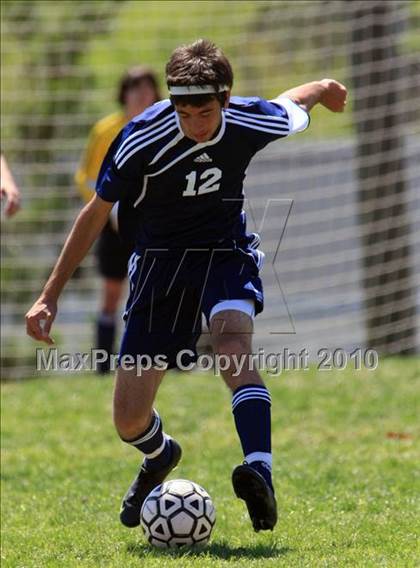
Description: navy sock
232,383,273,487
96,314,116,374
123,410,171,473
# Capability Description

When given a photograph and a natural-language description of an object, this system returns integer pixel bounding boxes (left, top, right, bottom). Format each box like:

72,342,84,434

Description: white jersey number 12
182,167,222,197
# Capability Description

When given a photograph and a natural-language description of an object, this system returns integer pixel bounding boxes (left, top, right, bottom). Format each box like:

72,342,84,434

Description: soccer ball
140,479,216,548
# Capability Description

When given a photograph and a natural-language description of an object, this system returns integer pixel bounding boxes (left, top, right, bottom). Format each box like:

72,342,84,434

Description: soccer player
26,40,347,532
1,153,21,217
75,67,161,373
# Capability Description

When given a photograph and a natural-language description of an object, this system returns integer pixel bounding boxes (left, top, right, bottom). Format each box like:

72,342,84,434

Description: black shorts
119,238,264,369
96,221,133,280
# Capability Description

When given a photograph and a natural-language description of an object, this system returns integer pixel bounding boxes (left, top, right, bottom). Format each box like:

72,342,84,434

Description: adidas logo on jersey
193,153,212,163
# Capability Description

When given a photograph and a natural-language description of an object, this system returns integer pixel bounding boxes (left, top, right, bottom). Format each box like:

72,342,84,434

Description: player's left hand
319,79,347,112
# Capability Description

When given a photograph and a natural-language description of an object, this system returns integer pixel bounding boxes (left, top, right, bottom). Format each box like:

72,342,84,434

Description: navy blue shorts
119,237,264,369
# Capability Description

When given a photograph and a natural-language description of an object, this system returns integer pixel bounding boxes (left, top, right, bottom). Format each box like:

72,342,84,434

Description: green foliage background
1,1,419,374
2,0,419,166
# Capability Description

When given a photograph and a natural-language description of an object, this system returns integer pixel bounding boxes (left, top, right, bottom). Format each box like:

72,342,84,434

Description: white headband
169,84,229,95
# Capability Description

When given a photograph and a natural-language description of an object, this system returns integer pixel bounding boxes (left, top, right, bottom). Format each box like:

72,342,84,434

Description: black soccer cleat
232,463,278,532
120,438,182,528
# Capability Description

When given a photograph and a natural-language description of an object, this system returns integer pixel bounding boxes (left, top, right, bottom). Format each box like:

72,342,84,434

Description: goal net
1,0,419,378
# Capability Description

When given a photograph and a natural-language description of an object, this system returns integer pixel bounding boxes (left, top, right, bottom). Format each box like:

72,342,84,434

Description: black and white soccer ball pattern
140,479,216,548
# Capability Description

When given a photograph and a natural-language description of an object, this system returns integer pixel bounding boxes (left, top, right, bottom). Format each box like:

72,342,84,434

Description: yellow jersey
75,111,127,203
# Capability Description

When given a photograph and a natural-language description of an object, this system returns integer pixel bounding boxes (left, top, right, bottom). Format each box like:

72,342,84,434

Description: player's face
175,99,226,143
125,81,157,119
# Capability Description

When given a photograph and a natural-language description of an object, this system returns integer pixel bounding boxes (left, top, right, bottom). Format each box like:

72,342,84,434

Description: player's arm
1,154,21,217
25,194,113,344
279,79,347,113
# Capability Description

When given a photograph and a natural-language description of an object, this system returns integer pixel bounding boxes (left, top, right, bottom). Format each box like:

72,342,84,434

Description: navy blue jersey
96,96,309,251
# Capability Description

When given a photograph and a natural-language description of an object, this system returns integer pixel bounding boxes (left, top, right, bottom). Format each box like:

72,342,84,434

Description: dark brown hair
166,39,233,107
118,66,161,106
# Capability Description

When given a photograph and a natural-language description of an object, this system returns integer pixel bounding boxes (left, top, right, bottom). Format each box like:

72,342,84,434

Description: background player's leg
210,309,273,485
102,278,124,315
96,278,124,374
95,221,132,374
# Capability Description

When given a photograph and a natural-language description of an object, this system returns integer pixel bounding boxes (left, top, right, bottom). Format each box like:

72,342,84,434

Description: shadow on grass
127,540,291,559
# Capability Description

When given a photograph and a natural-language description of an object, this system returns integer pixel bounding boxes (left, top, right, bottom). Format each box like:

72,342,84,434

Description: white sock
245,451,272,471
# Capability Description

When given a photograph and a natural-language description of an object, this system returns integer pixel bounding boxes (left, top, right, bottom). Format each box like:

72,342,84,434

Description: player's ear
223,91,231,108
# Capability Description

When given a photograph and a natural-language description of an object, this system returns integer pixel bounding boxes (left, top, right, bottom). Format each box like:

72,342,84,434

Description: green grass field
1,358,419,567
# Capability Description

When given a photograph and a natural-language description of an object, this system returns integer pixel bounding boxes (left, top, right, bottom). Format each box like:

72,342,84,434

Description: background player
26,40,347,531
75,67,161,373
1,153,21,218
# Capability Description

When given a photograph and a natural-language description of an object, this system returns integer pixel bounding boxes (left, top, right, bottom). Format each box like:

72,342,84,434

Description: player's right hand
25,298,57,345
1,187,21,217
